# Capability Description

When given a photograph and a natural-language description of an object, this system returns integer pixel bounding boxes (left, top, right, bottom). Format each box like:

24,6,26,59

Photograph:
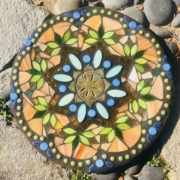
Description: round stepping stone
10,7,173,174
144,0,173,25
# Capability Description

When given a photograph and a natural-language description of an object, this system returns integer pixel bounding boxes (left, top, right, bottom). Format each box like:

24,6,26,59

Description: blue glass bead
103,61,111,68
73,12,80,19
40,142,48,151
81,10,88,15
107,99,115,107
10,93,18,101
112,79,120,86
147,134,152,143
166,72,172,78
24,39,32,46
64,13,72,17
105,162,113,167
163,64,170,71
96,159,104,168
89,164,95,173
136,25,143,30
162,56,167,63
30,32,35,39
63,64,71,72
13,101,18,109
124,16,129,23
129,21,137,29
88,109,96,117
83,55,91,63
69,104,77,112
59,85,67,93
20,46,26,52
47,149,52,157
149,127,157,136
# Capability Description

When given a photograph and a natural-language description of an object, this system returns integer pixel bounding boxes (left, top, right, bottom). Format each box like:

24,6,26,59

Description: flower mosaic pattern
10,7,173,173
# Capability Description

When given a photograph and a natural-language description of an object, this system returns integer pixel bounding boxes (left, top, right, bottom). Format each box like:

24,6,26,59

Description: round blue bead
83,55,91,63
88,109,96,117
24,39,32,46
129,21,137,29
40,143,48,151
103,61,111,68
10,93,18,101
95,159,104,168
59,85,67,93
69,104,77,112
107,99,115,107
73,12,80,19
112,79,120,86
163,64,170,71
149,127,157,136
63,64,71,72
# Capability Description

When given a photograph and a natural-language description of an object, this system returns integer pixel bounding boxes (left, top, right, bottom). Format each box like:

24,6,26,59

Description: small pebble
134,0,143,5
151,28,172,38
102,0,133,9
165,41,179,55
171,13,180,27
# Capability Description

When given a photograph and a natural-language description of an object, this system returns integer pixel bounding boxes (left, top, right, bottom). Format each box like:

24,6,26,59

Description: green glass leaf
135,58,148,64
117,123,131,130
79,135,90,146
142,94,155,101
138,98,147,109
55,33,62,44
137,80,145,92
63,128,76,134
134,50,145,58
43,113,50,125
131,44,138,56
85,38,97,44
51,48,61,56
28,69,41,75
47,42,59,48
98,25,104,39
64,136,76,144
50,114,56,127
140,87,151,95
99,127,112,135
116,116,128,123
82,131,95,138
38,97,47,106
40,60,47,73
108,130,115,142
66,38,78,45
37,77,44,89
33,110,46,118
135,64,145,73
89,30,98,39
103,31,114,39
124,44,130,56
73,136,79,149
30,75,41,82
34,105,46,111
132,100,138,113
32,61,41,71
63,30,71,42
115,127,123,140
104,38,116,45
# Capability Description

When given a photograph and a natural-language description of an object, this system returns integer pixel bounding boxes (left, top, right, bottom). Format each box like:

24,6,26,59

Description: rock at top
174,0,180,7
144,0,173,25
102,0,133,9
122,7,146,25
151,28,172,38
171,13,180,27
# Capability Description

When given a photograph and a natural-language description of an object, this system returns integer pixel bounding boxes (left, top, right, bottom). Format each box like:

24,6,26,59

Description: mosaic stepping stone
10,7,173,173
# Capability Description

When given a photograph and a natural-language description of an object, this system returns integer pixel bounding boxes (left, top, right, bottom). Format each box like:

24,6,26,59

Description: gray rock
174,0,180,7
144,0,173,25
151,28,172,38
54,0,79,15
0,0,49,72
138,165,165,180
122,7,146,25
125,163,142,176
171,13,180,27
165,41,179,55
90,1,104,7
91,172,120,180
102,0,133,9
124,175,136,180
0,68,12,100
134,0,143,5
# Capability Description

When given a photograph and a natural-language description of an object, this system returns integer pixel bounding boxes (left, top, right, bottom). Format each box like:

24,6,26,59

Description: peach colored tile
150,76,163,99
45,96,51,103
27,118,43,136
143,46,158,63
128,66,139,83
39,52,50,59
115,29,125,35
103,17,122,31
53,22,71,37
31,49,35,60
84,15,101,31
142,111,148,121
122,124,141,148
19,54,32,71
32,90,46,98
78,34,84,50
23,93,33,106
136,34,153,51
73,143,97,159
48,61,54,69
95,135,100,143
54,137,64,146
41,82,50,95
116,112,126,118
92,144,100,150
19,71,32,85
49,55,61,66
38,28,55,43
134,113,142,122
21,82,30,93
49,86,55,97
142,72,153,79
92,126,104,135
118,104,129,113
148,62,156,69
130,35,136,43
55,114,70,126
86,124,98,130
36,42,48,51
43,127,47,137
128,80,137,90
80,25,89,33
121,77,127,82
57,143,72,157
119,36,128,44
101,143,111,151
82,43,91,51
108,47,121,56
70,25,78,32
111,43,125,56
125,111,136,119
108,137,128,152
